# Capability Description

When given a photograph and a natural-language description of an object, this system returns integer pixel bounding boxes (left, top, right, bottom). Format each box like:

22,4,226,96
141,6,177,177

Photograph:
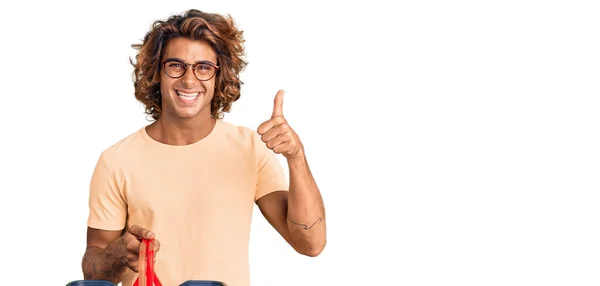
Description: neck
147,113,217,146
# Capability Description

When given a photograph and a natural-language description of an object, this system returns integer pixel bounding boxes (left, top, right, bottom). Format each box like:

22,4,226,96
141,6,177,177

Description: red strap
133,239,162,286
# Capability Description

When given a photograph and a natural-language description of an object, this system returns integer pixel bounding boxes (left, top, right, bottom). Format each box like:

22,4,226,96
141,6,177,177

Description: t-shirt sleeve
253,132,288,201
87,153,128,231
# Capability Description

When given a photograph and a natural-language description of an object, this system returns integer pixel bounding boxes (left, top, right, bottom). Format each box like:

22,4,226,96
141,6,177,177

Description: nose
181,66,198,87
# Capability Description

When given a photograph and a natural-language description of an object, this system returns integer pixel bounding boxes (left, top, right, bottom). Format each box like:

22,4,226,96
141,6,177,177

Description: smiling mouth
176,91,203,102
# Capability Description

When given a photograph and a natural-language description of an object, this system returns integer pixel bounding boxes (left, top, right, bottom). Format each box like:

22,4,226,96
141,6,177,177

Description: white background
0,0,599,285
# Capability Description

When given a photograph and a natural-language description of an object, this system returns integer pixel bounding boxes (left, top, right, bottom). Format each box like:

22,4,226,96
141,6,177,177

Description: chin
175,108,204,119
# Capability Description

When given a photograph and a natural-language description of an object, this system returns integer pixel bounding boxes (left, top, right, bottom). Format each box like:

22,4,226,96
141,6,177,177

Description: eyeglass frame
161,58,220,81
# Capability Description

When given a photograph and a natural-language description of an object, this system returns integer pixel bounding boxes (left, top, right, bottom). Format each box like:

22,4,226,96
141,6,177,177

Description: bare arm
257,150,326,257
82,225,158,283
286,152,326,253
82,228,127,283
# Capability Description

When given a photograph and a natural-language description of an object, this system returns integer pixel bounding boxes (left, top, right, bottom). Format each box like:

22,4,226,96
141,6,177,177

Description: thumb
128,225,155,240
271,90,285,118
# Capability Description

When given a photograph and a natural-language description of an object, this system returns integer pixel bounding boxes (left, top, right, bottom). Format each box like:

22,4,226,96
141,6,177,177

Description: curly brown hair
131,9,247,120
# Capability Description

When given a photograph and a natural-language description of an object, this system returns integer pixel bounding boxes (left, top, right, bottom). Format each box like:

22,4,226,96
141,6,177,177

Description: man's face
159,37,218,121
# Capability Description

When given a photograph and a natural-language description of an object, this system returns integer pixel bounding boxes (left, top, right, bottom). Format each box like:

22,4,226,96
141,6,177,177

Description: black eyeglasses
161,58,219,81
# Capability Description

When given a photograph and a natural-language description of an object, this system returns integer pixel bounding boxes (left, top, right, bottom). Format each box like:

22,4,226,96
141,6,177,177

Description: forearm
82,244,126,283
286,150,326,256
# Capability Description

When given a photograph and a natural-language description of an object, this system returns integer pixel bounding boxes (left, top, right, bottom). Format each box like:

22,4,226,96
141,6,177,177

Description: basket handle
133,239,162,286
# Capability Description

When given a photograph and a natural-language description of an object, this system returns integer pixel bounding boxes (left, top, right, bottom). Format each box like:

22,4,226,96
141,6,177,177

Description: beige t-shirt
87,119,288,286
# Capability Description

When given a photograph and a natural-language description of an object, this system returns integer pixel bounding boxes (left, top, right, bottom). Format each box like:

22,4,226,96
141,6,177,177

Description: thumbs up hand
257,90,304,159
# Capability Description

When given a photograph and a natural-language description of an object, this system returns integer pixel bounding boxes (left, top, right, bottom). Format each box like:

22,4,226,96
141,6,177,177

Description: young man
81,9,326,286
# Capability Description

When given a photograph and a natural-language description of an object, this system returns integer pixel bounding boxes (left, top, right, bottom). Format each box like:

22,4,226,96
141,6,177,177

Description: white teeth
177,91,199,99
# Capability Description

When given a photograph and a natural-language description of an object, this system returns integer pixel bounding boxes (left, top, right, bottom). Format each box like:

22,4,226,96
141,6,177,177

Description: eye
168,62,185,68
196,64,211,71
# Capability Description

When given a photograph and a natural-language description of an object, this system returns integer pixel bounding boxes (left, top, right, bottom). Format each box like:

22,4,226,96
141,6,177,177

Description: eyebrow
164,57,217,66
